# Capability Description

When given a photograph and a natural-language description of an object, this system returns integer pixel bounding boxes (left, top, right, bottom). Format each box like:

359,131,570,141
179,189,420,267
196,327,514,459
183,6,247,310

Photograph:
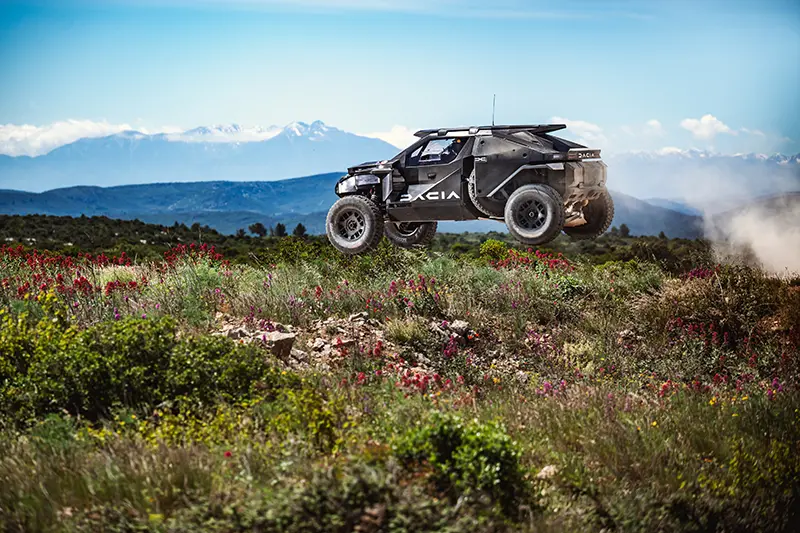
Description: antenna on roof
492,94,496,126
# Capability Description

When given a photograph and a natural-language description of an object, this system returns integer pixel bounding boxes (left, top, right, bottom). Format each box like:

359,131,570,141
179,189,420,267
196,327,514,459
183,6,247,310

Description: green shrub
479,239,508,261
394,411,529,517
0,315,295,425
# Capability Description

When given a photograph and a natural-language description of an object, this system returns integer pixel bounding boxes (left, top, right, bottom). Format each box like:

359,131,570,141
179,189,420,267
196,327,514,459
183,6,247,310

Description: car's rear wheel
564,191,615,240
384,221,437,249
468,169,505,217
504,184,565,246
326,195,384,255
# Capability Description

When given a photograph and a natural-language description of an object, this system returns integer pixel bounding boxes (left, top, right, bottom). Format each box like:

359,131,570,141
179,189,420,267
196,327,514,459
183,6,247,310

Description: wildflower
651,420,658,427
224,451,232,458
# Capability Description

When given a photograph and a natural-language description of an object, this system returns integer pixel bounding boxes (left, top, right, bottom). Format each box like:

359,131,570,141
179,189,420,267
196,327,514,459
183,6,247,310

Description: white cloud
740,127,766,137
621,119,664,139
680,114,734,140
0,120,140,156
655,146,686,155
644,119,663,135
550,116,608,147
362,125,418,149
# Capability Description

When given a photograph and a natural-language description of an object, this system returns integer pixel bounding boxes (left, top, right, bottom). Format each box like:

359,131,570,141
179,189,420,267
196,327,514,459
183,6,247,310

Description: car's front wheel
504,184,565,246
384,221,437,249
326,196,384,255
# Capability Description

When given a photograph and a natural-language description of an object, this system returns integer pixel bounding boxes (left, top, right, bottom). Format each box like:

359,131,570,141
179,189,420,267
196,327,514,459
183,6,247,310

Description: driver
441,138,463,162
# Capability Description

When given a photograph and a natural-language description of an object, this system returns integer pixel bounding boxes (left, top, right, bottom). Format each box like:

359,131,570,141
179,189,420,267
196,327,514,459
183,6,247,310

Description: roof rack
413,124,566,138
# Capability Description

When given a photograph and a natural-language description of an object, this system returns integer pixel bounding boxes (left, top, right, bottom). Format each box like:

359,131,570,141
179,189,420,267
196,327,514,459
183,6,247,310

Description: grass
0,239,798,532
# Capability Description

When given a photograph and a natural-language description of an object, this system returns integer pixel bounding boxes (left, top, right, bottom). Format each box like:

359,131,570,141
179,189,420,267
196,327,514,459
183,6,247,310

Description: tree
235,228,247,239
658,231,667,240
274,223,288,237
292,223,308,237
619,224,631,238
249,222,267,237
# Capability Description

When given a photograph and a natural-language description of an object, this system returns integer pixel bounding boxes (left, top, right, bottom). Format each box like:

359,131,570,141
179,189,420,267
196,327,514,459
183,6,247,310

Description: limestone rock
262,331,296,359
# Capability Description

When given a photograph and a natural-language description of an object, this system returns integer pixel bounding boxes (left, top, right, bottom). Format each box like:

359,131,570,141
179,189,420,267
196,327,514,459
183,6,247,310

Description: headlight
337,176,357,194
355,174,380,186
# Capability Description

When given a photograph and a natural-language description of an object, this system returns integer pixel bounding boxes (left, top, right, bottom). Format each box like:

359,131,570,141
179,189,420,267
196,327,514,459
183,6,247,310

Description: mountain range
0,174,704,238
0,121,398,192
0,119,797,238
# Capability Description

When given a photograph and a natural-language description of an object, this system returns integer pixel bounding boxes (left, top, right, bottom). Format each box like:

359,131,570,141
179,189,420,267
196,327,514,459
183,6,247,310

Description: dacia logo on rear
400,191,461,202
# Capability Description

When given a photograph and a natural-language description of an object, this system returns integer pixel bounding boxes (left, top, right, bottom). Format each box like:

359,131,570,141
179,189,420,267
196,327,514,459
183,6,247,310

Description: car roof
413,124,566,138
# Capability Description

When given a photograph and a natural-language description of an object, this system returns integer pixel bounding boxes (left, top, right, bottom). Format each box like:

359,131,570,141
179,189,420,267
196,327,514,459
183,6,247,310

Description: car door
404,137,468,186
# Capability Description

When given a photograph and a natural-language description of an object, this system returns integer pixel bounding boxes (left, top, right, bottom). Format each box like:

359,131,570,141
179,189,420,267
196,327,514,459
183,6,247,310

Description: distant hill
0,121,398,192
0,173,704,238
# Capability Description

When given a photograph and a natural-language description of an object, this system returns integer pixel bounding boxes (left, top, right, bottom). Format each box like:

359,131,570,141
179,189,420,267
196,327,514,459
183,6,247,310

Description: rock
263,331,296,359
310,338,327,351
349,311,368,322
416,353,432,366
536,465,558,480
335,338,356,348
449,320,470,336
291,348,308,362
226,327,249,340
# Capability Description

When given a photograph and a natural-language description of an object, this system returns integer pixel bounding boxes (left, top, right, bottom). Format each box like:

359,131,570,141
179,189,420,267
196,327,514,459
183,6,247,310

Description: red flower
224,450,232,458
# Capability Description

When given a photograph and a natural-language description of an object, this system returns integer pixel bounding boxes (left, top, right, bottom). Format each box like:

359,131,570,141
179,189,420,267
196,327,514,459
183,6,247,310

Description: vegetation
1,214,712,273
0,220,798,532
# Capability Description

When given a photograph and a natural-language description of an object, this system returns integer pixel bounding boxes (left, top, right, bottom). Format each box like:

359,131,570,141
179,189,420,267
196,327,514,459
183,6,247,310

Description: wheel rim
335,209,366,241
394,222,420,237
514,198,548,231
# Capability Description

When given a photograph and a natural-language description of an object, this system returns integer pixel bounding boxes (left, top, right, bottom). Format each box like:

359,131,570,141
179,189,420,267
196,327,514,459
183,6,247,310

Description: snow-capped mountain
0,120,797,200
605,149,799,208
0,121,399,192
174,124,282,143
614,147,800,165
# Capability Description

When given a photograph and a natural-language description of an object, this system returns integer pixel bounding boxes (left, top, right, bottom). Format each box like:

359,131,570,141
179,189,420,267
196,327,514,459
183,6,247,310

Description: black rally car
326,124,613,254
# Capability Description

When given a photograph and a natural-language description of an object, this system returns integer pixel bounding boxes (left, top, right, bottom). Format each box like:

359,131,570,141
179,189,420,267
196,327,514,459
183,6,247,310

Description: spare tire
564,191,615,240
504,184,565,246
385,221,438,249
326,195,384,255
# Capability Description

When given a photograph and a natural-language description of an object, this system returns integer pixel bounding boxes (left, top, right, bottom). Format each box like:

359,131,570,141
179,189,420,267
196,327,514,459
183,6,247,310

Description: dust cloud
705,196,800,277
648,163,800,277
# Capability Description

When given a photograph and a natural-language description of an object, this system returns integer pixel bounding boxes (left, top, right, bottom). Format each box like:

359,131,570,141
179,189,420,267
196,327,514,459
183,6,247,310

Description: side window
407,137,466,166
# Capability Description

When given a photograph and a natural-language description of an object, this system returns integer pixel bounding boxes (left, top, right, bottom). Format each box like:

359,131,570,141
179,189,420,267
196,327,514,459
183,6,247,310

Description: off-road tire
504,184,565,246
468,169,505,217
384,221,438,249
326,195,384,255
564,191,615,240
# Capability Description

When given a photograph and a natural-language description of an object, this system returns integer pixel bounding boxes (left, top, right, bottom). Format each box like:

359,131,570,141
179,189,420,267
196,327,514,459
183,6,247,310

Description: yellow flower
709,396,717,406
741,396,749,401
651,421,658,427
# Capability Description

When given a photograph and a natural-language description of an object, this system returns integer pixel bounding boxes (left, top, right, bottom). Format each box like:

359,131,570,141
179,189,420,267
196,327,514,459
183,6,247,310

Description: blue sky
1,0,798,154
